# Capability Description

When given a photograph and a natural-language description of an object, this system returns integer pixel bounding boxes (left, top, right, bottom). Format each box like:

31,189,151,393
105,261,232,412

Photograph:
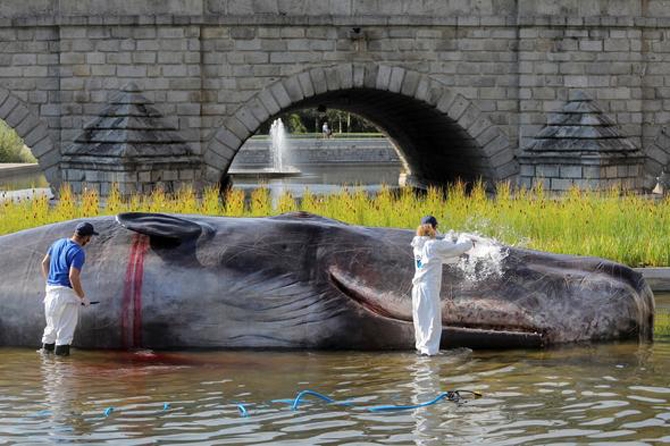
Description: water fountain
229,118,301,180
269,118,287,172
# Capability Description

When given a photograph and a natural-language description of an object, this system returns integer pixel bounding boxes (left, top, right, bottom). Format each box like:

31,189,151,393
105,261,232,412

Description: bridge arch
204,63,518,188
0,88,59,189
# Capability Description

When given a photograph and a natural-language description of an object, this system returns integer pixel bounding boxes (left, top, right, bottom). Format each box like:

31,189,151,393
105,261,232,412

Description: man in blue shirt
40,222,98,356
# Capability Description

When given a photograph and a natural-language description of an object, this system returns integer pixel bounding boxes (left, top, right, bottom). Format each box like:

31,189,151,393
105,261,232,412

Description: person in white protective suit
411,215,473,356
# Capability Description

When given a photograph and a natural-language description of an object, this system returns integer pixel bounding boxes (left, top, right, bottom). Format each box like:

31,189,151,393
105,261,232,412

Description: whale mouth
329,266,546,349
329,267,412,322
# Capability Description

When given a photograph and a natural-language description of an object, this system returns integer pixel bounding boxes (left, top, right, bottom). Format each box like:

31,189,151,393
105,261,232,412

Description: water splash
269,118,289,171
446,231,509,282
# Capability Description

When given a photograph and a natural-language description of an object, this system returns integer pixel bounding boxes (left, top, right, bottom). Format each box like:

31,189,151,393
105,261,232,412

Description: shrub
0,120,35,163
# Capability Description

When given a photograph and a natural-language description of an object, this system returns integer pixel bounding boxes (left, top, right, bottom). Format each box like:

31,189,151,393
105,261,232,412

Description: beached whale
0,212,654,350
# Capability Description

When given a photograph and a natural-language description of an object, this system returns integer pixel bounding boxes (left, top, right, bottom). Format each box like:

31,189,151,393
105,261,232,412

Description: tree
255,109,380,135
0,120,34,163
286,113,307,134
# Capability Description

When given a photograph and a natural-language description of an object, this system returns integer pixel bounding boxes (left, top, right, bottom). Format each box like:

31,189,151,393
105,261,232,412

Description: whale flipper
116,212,209,242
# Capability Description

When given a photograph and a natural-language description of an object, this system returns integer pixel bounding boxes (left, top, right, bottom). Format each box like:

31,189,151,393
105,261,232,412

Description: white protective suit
42,285,81,347
410,235,473,356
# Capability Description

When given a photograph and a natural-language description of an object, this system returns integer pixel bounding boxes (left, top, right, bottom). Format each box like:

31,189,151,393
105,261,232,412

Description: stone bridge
2,0,670,192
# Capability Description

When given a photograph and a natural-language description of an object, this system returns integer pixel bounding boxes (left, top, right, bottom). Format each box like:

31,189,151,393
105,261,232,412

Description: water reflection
409,356,442,446
38,355,91,438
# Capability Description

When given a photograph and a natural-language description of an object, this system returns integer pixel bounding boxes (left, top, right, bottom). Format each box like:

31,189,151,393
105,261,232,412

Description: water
231,164,403,202
0,170,51,202
0,172,47,192
447,232,509,283
1,296,668,445
269,118,290,172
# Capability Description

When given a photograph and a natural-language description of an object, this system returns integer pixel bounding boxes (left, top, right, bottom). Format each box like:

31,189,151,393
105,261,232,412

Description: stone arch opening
644,127,670,190
0,88,59,188
204,64,517,188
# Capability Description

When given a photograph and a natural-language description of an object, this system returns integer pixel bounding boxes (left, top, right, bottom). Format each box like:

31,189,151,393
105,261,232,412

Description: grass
1,181,669,338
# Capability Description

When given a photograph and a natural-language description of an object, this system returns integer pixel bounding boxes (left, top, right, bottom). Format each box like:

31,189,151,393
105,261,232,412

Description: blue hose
290,390,335,410
237,404,249,417
271,398,296,405
368,392,451,412
93,389,479,420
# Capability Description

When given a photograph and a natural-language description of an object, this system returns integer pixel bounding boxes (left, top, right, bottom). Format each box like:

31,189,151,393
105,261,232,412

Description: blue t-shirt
46,238,85,288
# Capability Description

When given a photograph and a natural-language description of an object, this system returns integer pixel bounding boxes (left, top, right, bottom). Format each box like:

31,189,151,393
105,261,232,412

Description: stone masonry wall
1,1,670,189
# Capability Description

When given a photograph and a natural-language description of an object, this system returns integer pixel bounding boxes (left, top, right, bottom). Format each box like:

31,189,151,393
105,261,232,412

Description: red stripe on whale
122,234,150,349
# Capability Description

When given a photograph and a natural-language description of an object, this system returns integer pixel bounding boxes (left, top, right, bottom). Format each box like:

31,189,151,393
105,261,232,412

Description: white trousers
42,285,80,346
411,281,442,356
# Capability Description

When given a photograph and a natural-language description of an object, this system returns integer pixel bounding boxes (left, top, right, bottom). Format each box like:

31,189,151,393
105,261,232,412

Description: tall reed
3,181,670,268
656,311,670,338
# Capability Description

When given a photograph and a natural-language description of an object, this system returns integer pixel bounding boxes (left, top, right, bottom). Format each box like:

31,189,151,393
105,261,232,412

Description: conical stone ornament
519,91,643,192
65,83,195,159
525,90,640,157
61,83,202,196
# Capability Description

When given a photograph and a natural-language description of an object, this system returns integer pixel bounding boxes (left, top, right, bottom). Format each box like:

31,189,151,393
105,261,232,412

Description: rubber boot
54,344,70,356
41,343,55,353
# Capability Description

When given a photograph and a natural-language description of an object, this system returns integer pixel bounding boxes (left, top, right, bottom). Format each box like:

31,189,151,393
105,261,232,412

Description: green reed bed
2,181,670,337
656,311,670,338
3,181,670,267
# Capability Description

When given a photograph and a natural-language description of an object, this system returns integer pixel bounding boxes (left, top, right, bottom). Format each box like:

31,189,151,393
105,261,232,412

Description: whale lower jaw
328,267,546,349
441,326,545,349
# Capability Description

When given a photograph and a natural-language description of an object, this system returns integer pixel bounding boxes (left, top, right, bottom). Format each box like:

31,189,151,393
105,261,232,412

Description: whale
0,212,654,350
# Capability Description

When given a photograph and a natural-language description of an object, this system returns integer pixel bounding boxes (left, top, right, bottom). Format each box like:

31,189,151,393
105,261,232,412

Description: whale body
0,212,655,350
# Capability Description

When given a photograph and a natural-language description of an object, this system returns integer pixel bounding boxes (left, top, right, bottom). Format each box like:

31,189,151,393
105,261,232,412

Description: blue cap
75,222,99,236
420,215,438,228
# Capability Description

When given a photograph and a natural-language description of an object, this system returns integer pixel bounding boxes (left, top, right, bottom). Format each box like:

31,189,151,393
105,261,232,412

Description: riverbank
0,163,39,179
0,163,48,195
635,268,670,292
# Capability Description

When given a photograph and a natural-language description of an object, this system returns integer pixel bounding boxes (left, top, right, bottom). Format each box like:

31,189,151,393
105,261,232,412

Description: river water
1,296,668,445
0,172,48,192
230,164,403,199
